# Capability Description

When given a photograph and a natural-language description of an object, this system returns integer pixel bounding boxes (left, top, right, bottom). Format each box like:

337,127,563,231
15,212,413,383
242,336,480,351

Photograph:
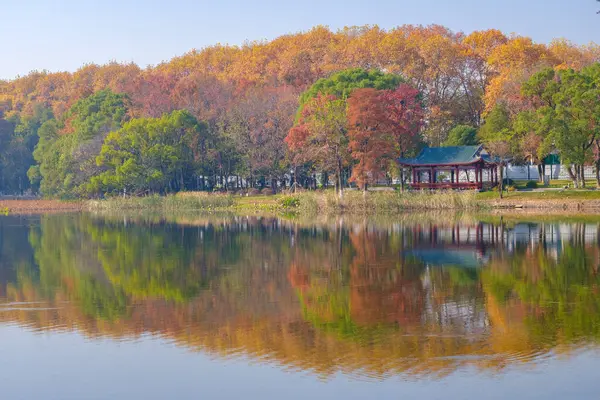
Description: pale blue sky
1,0,598,80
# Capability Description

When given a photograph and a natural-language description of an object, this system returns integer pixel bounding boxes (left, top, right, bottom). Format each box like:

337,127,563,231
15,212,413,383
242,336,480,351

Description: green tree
443,125,479,146
31,90,129,197
298,68,404,112
92,110,206,195
521,66,600,187
478,104,514,197
0,104,53,194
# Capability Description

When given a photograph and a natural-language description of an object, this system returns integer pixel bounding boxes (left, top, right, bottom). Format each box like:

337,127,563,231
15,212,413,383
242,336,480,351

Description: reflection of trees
483,241,600,349
93,221,219,302
291,227,426,342
28,215,128,320
348,229,424,326
0,216,599,379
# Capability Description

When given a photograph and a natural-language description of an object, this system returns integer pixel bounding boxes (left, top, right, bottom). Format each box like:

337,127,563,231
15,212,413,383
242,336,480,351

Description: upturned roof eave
398,158,495,167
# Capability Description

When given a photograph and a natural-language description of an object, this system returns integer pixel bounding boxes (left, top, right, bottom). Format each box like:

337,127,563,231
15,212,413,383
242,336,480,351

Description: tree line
1,25,599,197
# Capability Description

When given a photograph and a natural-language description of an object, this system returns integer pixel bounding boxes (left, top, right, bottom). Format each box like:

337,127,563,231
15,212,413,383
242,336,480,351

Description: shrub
525,180,538,189
261,188,275,196
502,178,514,186
248,188,261,196
279,195,300,208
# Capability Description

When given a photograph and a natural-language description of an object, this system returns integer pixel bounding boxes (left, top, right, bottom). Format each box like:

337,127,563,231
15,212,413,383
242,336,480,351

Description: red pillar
456,166,460,186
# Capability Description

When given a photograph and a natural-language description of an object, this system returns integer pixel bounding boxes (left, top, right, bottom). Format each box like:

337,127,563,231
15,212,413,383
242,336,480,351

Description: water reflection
0,213,599,379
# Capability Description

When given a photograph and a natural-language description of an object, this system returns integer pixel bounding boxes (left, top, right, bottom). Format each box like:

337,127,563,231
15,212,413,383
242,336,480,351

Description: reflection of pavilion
401,224,496,335
402,223,504,268
401,222,600,267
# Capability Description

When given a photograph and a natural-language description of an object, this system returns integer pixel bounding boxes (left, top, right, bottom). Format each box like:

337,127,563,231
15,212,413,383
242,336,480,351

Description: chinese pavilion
399,145,500,190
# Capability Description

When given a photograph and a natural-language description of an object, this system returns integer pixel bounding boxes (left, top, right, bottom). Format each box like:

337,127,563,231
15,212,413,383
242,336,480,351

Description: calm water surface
0,213,599,399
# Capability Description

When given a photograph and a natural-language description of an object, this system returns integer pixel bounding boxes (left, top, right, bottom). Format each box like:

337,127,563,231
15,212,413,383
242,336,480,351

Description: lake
0,212,599,399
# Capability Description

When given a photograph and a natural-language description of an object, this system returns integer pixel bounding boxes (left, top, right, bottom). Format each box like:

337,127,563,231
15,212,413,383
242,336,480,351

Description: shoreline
487,199,600,211
1,192,600,214
0,199,83,213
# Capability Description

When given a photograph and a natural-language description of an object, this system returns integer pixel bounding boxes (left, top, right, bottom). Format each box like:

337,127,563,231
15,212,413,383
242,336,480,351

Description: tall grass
88,192,234,211
280,190,485,214
89,190,484,214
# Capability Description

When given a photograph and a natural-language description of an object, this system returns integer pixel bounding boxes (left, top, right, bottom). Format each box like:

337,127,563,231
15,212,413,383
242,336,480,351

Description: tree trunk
576,165,583,188
337,160,344,199
400,167,405,193
567,166,578,188
595,159,600,188
180,169,185,191
580,165,586,188
294,166,298,193
271,177,277,194
499,164,504,199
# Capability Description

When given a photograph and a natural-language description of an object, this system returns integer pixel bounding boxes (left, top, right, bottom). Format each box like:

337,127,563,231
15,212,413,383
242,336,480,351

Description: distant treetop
299,68,405,107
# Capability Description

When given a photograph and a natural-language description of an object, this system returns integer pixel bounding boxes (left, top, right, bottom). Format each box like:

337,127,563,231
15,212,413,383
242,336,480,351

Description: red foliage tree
347,88,393,190
380,84,424,157
347,85,423,191
285,94,349,196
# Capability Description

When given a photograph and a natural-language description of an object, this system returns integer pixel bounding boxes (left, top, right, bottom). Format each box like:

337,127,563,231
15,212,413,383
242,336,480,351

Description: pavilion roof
399,145,498,166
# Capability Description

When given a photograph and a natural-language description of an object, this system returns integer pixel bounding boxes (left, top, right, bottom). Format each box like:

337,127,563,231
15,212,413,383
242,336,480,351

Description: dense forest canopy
1,24,599,196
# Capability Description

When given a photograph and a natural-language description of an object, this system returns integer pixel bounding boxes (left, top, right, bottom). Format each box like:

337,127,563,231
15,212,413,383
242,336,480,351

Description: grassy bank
476,190,600,210
86,189,600,214
0,199,82,213
87,190,485,214
3,188,600,215
88,192,234,211
276,190,485,213
476,190,600,201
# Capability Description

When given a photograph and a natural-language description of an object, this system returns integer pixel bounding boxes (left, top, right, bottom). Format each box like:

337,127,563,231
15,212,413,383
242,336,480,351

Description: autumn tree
346,84,424,192
379,84,424,189
286,94,349,197
289,68,404,194
218,87,298,191
347,89,395,191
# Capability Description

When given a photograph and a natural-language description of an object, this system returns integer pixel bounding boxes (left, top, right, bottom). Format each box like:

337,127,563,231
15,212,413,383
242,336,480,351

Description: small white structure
505,164,596,181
